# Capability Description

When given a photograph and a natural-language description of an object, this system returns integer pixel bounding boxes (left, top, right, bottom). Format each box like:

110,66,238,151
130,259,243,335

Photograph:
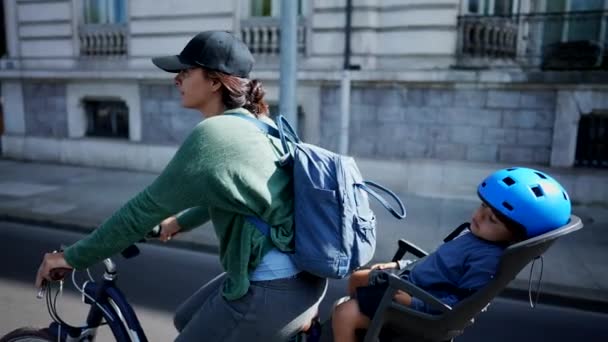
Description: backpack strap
276,115,301,155
226,113,293,236
357,181,407,219
226,113,300,166
226,113,300,145
227,113,282,139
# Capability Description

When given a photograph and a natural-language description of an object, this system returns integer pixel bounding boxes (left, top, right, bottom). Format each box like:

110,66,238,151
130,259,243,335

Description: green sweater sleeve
63,111,295,300
176,206,210,231
63,122,217,269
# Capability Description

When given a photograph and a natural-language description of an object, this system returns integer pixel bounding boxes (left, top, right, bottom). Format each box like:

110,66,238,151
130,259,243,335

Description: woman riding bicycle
35,30,327,341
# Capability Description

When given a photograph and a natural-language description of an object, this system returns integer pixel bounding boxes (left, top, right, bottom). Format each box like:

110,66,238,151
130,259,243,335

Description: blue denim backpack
230,114,407,278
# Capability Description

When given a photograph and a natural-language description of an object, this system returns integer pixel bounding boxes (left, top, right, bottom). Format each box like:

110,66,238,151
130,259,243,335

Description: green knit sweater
64,108,295,300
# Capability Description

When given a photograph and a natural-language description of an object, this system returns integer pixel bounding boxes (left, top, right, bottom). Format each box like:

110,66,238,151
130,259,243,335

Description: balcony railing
79,24,128,57
458,16,518,59
240,17,307,57
456,10,608,70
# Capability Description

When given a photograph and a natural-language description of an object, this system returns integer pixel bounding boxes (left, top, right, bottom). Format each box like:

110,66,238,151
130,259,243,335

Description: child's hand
393,290,412,306
370,262,398,270
159,216,182,242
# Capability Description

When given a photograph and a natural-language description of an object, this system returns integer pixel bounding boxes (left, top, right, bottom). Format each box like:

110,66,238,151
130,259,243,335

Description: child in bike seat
331,167,571,342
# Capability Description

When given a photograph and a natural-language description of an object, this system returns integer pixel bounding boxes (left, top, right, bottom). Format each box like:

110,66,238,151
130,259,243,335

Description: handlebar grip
124,225,161,259
146,225,162,239
138,225,161,243
49,267,72,281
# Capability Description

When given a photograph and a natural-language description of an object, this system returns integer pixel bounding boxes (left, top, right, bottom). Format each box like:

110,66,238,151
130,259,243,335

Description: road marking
0,182,58,197
30,203,77,215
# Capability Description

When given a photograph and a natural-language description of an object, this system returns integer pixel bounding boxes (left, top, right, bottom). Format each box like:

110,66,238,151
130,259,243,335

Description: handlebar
49,267,73,281
37,267,72,299
146,224,162,239
37,225,164,299
121,224,162,259
39,225,162,285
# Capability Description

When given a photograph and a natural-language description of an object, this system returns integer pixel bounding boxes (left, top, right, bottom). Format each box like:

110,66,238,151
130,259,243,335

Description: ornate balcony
78,24,128,57
456,15,519,68
240,17,307,58
456,11,608,70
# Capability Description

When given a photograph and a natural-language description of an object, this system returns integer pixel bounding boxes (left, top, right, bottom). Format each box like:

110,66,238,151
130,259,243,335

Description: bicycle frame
46,258,148,342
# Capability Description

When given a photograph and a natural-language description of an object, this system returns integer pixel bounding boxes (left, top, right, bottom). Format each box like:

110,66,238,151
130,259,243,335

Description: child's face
470,203,514,242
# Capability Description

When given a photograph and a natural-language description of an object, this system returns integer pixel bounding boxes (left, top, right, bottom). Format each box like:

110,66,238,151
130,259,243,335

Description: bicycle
0,228,163,342
0,227,324,342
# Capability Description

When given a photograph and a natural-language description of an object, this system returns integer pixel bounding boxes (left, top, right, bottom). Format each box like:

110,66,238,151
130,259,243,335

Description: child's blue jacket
402,231,505,313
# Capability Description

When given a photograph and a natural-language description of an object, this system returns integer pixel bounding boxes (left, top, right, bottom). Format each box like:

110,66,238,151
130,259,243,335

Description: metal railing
456,10,608,70
78,24,128,57
459,15,518,58
240,17,307,56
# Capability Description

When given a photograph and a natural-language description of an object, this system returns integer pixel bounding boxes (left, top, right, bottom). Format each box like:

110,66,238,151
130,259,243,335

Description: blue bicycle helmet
477,167,571,238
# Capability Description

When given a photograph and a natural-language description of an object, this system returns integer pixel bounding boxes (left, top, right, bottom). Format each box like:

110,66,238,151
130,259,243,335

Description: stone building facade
1,0,607,177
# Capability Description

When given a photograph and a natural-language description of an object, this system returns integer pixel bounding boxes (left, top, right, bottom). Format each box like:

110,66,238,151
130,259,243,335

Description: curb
502,282,608,314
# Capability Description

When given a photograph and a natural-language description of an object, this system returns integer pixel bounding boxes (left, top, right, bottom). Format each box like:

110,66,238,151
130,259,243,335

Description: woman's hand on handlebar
158,216,182,243
35,251,73,289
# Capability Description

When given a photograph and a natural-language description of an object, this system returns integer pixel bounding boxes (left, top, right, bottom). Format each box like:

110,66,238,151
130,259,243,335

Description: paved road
1,158,607,304
1,222,607,341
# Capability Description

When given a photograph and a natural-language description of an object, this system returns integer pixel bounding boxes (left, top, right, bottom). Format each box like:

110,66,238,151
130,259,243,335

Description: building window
541,0,605,46
458,0,608,69
575,112,608,168
468,0,480,14
241,0,308,56
539,0,607,69
464,0,516,15
250,0,304,17
79,0,128,56
84,99,129,139
83,0,127,24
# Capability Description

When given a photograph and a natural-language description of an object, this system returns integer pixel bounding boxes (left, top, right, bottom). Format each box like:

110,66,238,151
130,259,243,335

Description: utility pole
338,0,354,155
279,0,298,131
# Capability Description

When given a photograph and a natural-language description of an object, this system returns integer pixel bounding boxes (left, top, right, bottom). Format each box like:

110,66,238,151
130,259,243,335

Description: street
1,158,606,305
1,221,607,341
2,1,608,342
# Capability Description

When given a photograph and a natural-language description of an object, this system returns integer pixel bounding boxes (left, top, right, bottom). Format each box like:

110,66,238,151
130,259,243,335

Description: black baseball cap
152,31,254,78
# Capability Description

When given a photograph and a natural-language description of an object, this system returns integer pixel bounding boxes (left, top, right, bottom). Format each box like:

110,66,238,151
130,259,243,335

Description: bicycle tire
0,328,53,342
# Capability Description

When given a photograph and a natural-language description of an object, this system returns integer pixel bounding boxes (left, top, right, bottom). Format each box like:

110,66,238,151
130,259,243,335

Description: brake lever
36,267,72,299
37,281,47,299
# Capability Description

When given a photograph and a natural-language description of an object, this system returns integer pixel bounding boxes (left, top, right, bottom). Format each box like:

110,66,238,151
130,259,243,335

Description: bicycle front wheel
0,328,53,342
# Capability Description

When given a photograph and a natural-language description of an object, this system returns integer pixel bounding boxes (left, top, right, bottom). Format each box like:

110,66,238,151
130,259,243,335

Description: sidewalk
1,158,607,309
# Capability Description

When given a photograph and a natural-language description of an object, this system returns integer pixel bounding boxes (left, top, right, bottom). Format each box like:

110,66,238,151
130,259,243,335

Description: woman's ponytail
203,69,269,117
244,79,269,116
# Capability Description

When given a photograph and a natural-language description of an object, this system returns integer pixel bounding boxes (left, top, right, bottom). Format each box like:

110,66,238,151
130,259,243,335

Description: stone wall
139,84,202,145
321,85,557,165
22,82,68,138
19,82,217,146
